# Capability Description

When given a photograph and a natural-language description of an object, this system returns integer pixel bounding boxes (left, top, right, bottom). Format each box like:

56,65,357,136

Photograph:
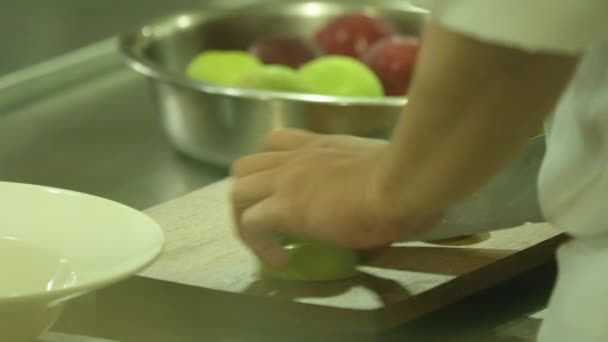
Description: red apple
362,35,420,96
248,35,319,68
315,13,395,58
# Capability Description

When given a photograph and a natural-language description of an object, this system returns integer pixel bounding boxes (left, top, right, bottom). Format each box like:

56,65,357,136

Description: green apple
186,51,262,86
260,236,359,281
298,56,384,97
237,65,309,93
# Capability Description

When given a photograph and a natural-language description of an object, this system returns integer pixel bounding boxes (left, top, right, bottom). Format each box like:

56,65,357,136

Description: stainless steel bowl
119,0,427,166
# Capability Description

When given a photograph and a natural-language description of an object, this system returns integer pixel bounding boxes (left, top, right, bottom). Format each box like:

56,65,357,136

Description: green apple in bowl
237,65,310,93
298,56,384,97
186,51,262,86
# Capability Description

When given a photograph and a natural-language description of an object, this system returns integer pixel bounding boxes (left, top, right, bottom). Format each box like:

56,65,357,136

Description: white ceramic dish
0,182,164,342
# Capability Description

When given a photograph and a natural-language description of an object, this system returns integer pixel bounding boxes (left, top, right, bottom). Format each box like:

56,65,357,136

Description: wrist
368,146,443,240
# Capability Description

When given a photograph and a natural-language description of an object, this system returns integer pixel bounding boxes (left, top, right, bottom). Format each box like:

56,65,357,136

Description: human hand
231,129,442,268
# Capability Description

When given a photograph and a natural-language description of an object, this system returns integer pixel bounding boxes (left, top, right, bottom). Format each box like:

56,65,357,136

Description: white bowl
0,182,164,341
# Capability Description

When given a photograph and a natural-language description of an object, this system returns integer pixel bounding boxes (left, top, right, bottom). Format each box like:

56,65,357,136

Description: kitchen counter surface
1,0,259,77
1,2,556,340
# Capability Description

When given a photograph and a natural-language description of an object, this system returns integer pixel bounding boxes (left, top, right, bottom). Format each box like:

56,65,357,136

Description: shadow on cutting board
240,244,512,310
425,232,492,246
243,271,412,306
363,245,513,275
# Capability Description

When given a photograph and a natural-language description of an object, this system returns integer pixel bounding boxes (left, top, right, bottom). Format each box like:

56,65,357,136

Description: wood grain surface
140,179,565,333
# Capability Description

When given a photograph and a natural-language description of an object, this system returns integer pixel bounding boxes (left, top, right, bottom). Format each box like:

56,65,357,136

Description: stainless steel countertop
0,61,226,209
1,0,259,77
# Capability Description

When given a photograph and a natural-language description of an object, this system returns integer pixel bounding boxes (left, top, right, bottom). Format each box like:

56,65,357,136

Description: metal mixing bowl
119,0,427,166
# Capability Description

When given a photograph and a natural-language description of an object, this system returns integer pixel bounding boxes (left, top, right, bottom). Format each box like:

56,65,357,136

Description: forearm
376,21,579,229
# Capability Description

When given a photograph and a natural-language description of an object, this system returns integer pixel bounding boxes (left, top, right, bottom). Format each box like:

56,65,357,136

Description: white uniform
413,0,608,340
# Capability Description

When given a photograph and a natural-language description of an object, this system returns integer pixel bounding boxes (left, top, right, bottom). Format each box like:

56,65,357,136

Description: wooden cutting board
139,179,565,333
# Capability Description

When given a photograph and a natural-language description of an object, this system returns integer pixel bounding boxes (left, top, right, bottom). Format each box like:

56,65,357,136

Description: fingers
239,197,287,268
263,129,319,151
231,169,287,268
231,152,289,178
231,170,276,211
231,152,291,268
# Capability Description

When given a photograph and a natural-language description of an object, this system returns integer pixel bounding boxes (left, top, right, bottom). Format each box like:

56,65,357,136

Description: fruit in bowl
315,13,395,58
237,65,310,93
187,51,262,86
298,56,384,97
184,12,419,100
248,35,320,68
362,35,421,96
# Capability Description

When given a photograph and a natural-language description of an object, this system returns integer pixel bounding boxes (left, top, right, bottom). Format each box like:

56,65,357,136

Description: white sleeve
411,0,608,55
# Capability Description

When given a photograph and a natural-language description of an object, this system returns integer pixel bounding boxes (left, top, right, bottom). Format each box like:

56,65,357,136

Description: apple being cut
259,238,359,281
362,35,421,96
315,13,395,58
248,35,319,68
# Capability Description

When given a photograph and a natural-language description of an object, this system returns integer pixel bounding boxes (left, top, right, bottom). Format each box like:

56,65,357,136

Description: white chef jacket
411,0,608,341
